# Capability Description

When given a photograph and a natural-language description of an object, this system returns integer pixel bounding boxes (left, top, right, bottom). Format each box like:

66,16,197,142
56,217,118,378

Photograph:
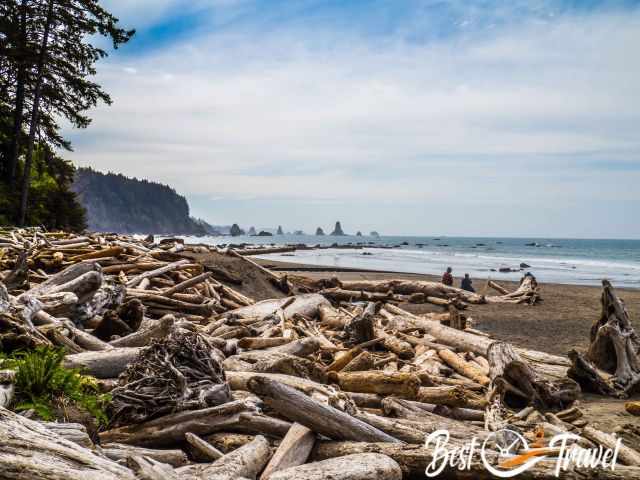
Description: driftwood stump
569,280,640,396
109,329,231,426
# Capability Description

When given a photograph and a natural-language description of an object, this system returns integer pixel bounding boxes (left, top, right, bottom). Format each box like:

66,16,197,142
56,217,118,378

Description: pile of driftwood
297,275,541,308
1,227,639,479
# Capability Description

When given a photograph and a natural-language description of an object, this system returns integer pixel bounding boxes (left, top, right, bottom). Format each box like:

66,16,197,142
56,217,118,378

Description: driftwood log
248,376,400,443
0,407,136,480
269,453,402,480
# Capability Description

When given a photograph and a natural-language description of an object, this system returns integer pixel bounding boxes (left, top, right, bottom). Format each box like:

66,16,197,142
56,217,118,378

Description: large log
338,279,486,304
269,453,402,480
230,294,330,321
0,407,136,480
312,441,640,480
64,347,141,378
329,371,420,399
247,376,400,443
109,315,175,348
100,399,258,447
226,371,356,413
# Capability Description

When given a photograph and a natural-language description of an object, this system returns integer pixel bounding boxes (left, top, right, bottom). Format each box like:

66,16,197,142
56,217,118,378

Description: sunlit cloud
66,1,640,237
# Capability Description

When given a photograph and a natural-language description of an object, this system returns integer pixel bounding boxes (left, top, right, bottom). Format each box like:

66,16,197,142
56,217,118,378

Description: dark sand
258,258,640,433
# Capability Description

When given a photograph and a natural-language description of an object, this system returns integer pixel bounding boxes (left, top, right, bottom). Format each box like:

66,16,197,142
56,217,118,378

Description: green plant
0,347,110,424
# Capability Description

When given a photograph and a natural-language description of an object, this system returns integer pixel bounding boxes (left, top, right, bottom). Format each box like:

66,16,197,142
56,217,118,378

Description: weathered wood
109,315,175,348
163,271,212,296
64,347,141,378
100,443,189,467
230,294,330,321
487,341,579,411
125,259,191,288
582,426,640,466
269,453,402,480
329,371,420,398
0,407,136,480
438,348,491,386
185,432,224,461
311,441,640,480
260,423,315,480
38,421,93,448
248,376,400,443
344,302,376,345
586,280,640,394
226,371,355,413
126,456,179,480
0,369,16,408
176,435,272,480
99,399,258,447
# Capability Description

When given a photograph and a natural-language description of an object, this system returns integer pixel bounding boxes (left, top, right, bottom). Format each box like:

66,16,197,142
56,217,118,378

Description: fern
2,347,110,425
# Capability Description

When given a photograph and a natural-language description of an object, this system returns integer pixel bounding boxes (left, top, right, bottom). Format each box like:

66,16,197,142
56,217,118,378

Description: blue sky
66,0,640,237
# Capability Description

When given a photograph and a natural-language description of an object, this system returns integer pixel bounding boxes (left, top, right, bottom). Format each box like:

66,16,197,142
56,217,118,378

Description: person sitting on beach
442,267,453,286
461,273,475,292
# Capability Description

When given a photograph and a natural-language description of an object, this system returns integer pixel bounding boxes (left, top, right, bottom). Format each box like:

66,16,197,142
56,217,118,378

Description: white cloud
66,8,640,236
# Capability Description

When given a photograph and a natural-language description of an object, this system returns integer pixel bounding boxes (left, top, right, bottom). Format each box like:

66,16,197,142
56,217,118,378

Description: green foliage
0,146,87,230
0,347,110,425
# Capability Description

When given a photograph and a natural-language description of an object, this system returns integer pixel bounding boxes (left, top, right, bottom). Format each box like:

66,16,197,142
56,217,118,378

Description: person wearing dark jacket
442,267,453,286
461,273,475,292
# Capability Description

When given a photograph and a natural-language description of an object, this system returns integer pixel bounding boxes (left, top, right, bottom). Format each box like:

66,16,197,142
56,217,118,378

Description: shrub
0,347,110,424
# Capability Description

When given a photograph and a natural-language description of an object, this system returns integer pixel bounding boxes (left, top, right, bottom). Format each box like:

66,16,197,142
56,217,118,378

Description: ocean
174,234,640,288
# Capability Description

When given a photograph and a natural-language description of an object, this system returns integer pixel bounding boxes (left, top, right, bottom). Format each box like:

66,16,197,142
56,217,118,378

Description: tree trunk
0,407,136,480
99,399,258,447
247,376,400,443
7,0,28,183
311,441,640,480
269,453,402,480
64,347,141,378
19,0,55,226
329,371,420,399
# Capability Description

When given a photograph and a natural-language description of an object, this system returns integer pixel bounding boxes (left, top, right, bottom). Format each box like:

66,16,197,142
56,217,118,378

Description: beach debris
1,227,639,479
569,280,640,396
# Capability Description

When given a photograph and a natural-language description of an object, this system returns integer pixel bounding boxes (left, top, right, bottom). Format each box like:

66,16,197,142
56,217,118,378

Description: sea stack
230,223,245,236
316,227,325,236
370,231,380,238
330,221,346,236
356,231,362,236
248,226,257,236
276,226,284,235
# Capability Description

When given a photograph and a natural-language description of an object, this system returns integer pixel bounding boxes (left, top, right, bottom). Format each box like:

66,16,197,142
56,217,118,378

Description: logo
425,427,622,478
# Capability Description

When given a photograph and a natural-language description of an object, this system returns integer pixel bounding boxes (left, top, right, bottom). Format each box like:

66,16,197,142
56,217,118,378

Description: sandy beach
258,258,640,357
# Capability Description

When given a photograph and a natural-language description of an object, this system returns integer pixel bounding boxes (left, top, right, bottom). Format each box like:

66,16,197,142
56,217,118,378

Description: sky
64,0,640,238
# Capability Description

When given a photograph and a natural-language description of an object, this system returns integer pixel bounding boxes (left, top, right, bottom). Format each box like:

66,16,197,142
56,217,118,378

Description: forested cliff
72,168,206,235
